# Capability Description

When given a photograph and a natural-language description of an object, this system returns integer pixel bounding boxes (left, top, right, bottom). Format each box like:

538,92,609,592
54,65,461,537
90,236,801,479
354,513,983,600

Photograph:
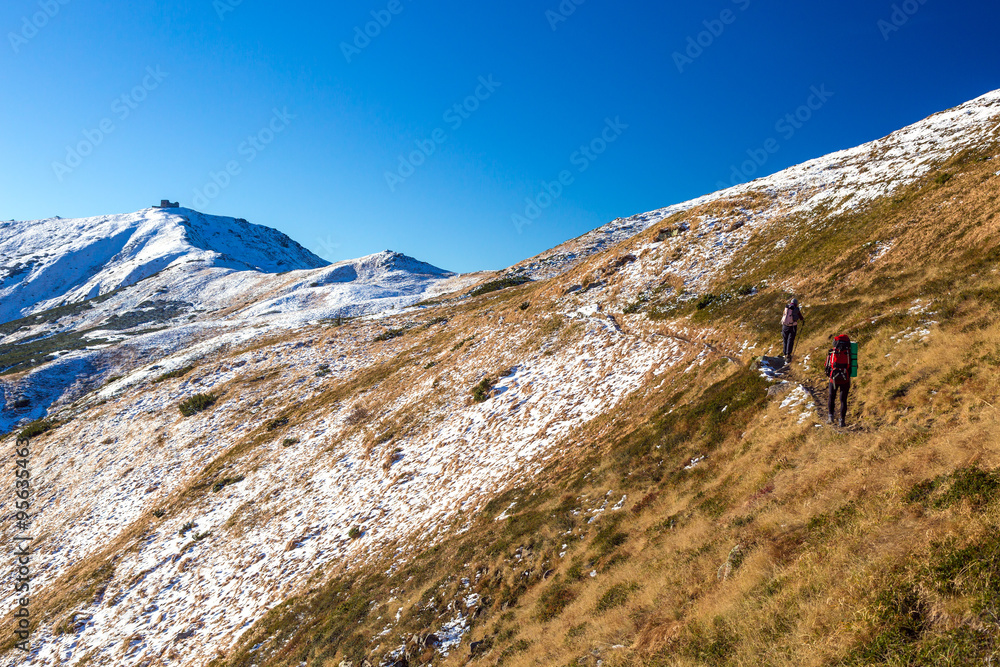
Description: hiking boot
839,417,846,428
828,414,834,425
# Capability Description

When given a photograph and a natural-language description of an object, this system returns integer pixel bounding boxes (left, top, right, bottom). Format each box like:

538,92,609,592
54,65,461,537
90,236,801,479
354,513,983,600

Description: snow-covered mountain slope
1,89,999,667
0,207,468,436
512,88,1000,280
2,311,702,667
0,208,328,324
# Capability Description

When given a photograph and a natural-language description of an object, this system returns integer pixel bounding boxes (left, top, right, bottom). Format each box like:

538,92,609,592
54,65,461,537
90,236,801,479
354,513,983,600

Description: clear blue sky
1,0,997,273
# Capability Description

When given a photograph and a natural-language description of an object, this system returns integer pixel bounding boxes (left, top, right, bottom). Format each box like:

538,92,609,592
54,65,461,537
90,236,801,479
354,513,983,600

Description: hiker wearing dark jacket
780,299,805,360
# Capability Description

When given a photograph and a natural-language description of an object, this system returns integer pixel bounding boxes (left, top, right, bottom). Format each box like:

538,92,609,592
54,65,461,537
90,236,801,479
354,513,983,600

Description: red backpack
826,335,851,385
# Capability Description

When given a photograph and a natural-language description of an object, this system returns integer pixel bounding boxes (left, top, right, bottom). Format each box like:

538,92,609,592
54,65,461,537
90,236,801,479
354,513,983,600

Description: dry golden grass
7,143,1000,666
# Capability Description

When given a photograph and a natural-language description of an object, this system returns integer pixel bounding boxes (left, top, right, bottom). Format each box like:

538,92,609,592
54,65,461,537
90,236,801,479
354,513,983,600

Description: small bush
519,301,530,311
152,509,165,518
536,582,578,622
179,521,195,537
471,378,495,403
348,526,362,539
469,275,532,298
266,417,289,431
935,172,953,185
282,438,299,448
697,294,718,310
887,383,911,400
179,393,217,416
374,328,406,342
595,582,640,612
908,467,1000,510
18,419,53,440
624,299,645,314
592,527,629,557
451,336,475,352
497,639,531,662
632,491,660,515
154,365,195,383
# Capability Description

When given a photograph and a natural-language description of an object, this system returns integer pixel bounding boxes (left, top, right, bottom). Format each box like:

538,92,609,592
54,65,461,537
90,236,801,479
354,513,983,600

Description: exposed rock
717,544,745,581
766,381,793,398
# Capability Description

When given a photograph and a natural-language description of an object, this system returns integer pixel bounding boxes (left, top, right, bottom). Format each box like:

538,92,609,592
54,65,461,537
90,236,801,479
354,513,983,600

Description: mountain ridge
0,208,329,325
1,89,999,666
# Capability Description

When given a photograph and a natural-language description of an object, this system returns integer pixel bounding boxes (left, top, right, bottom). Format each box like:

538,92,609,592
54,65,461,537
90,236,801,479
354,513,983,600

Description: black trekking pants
782,325,797,357
828,381,850,422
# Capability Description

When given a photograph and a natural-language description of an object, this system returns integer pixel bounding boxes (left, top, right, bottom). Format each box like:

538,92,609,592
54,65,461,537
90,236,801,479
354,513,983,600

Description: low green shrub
907,467,1000,509
595,582,640,612
154,365,195,383
266,417,289,431
469,275,532,298
472,378,495,403
179,393,217,416
536,582,578,622
18,419,53,440
374,328,406,342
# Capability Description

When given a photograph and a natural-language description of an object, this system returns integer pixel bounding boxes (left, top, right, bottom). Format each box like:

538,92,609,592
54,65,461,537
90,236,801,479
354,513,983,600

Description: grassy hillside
3,114,998,667
204,139,1000,666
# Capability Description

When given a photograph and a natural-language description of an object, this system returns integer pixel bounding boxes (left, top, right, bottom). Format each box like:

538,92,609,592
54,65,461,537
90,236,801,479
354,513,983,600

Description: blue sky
1,0,997,273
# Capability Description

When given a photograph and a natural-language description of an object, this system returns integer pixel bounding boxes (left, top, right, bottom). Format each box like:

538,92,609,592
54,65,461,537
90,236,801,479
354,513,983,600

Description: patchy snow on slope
3,87,1000,667
0,310,698,666
780,385,816,424
514,89,1000,283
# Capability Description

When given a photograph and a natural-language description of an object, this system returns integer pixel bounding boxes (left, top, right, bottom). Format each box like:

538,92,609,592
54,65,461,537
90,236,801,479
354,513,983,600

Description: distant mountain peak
358,249,455,277
0,208,328,324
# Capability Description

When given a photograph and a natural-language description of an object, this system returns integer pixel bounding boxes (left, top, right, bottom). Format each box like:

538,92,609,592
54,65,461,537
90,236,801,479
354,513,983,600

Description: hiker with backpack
780,298,805,361
825,334,857,427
